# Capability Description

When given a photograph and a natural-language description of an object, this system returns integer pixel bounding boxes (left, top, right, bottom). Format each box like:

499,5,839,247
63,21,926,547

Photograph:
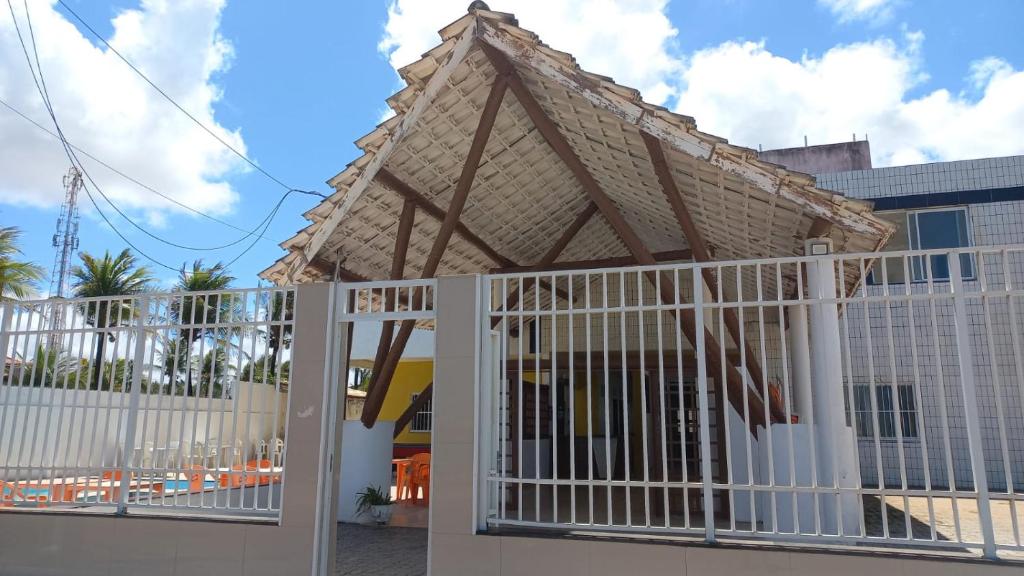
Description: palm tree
265,290,293,381
15,343,76,387
0,226,45,301
71,249,152,390
171,260,234,395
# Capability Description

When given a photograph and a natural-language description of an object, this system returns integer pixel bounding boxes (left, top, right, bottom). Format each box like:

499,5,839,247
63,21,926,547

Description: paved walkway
335,523,427,576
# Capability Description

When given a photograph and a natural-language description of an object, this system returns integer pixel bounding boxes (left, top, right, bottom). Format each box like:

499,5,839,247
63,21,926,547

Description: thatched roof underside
260,7,894,299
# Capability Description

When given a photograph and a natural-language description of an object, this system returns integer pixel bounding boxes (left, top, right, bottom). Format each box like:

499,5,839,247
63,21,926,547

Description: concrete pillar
804,239,860,536
788,304,813,421
430,274,501,575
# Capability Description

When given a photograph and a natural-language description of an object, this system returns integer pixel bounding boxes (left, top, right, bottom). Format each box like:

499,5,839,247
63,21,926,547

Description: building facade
815,154,1024,490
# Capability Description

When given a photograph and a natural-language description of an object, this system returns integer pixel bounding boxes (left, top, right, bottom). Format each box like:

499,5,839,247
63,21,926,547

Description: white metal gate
478,244,1024,559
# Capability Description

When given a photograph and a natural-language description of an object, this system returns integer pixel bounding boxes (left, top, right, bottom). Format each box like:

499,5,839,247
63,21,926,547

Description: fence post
949,253,997,558
693,270,716,543
118,295,149,514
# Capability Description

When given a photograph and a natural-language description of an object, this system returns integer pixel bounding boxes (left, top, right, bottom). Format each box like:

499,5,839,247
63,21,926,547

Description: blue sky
1,0,1021,291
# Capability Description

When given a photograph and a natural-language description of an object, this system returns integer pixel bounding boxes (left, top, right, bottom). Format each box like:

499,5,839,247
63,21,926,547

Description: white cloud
379,0,682,105
675,32,1024,167
381,2,1024,169
0,0,245,225
818,0,897,24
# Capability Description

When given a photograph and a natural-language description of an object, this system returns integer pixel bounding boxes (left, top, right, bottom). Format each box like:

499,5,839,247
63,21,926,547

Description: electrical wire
56,0,328,200
14,0,295,253
8,0,290,272
0,95,278,245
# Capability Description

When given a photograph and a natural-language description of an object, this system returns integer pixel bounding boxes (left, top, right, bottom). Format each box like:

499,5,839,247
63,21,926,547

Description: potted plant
355,485,394,525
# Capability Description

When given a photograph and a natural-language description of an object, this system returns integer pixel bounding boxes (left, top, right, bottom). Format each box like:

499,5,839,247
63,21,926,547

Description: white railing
480,244,1024,559
0,287,294,519
337,278,436,322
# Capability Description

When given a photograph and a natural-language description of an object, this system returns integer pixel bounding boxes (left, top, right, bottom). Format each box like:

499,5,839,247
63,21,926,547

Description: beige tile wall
0,283,335,576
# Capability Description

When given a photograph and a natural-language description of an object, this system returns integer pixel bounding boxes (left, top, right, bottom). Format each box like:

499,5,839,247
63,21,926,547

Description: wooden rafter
367,199,417,403
491,201,598,328
377,169,510,266
361,74,509,428
374,169,571,302
640,131,784,422
492,249,693,274
393,382,433,438
482,42,783,428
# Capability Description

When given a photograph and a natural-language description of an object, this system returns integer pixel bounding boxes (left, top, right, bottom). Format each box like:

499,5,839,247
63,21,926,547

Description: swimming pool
160,479,218,493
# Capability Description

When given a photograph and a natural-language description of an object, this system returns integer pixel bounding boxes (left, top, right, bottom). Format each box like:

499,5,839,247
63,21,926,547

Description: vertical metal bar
501,278,509,521
656,272,669,528
1003,249,1024,548
924,255,964,542
119,296,149,513
584,274,593,523
776,262,799,536
567,277,576,525
618,271,630,526
950,252,997,558
602,272,611,525
755,265,777,534
550,273,558,523
694,269,715,543
858,258,889,539
879,259,913,539
901,255,937,541
720,266,737,532
673,268,689,529
533,278,540,522
637,271,651,527
979,252,1019,547
517,279,524,521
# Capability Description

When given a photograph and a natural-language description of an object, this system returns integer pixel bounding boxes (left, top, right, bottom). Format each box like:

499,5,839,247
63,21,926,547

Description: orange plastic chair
219,459,278,489
393,459,413,501
188,465,209,493
408,453,431,505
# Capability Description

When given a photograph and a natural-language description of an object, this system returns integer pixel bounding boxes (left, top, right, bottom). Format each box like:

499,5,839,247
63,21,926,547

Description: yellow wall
380,359,434,446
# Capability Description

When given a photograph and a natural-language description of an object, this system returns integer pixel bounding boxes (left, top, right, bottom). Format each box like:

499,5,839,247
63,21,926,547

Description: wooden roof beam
491,248,692,274
641,132,784,423
491,200,597,328
374,169,571,303
393,382,433,438
367,199,417,408
361,74,508,428
376,169,510,266
482,42,781,429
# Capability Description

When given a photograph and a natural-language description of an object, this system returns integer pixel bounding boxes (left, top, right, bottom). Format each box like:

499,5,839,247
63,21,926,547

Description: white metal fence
0,287,294,518
479,244,1024,559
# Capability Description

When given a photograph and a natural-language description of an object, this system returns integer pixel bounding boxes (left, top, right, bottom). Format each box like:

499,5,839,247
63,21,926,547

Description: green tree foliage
71,250,152,390
0,226,45,301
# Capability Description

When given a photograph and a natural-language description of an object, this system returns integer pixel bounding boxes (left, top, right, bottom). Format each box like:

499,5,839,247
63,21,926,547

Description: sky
0,0,1022,294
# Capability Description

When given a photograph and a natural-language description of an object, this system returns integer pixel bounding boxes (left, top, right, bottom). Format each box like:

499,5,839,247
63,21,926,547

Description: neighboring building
759,140,873,175
354,358,434,458
819,154,1024,490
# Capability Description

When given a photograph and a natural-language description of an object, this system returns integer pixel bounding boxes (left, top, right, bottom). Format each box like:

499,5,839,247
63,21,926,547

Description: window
410,393,433,433
868,207,973,284
852,384,918,440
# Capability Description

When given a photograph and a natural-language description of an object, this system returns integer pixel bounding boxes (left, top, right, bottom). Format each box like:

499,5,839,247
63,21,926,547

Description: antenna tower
49,165,82,330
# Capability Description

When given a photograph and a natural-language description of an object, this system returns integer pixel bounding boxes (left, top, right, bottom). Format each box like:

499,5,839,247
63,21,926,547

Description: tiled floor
335,523,427,576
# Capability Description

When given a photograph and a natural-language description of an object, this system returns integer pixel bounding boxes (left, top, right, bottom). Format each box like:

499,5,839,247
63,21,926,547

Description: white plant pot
371,504,393,525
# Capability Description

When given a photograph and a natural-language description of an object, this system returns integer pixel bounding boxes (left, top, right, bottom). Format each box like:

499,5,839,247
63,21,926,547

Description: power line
8,0,179,272
0,95,278,246
8,0,287,273
55,0,328,200
10,0,291,253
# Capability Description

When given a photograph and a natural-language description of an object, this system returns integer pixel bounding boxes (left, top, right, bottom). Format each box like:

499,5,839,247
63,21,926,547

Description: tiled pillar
429,274,501,575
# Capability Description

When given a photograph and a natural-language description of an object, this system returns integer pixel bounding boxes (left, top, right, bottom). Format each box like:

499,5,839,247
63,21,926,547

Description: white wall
0,381,285,480
337,419,395,523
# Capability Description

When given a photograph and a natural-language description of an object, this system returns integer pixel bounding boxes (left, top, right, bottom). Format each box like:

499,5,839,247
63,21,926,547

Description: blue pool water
161,479,218,492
